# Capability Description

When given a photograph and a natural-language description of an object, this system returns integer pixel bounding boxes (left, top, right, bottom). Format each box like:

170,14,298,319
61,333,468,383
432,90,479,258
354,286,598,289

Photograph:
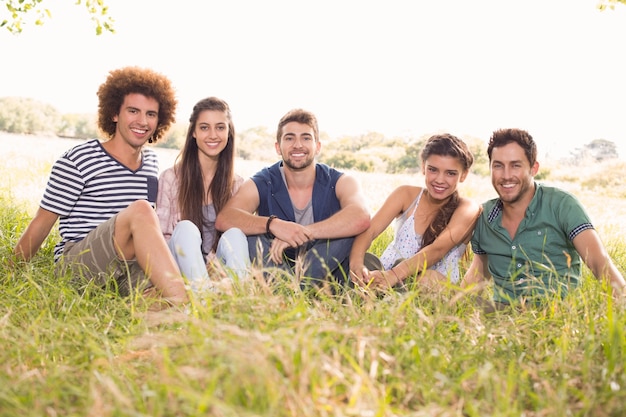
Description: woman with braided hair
350,133,480,291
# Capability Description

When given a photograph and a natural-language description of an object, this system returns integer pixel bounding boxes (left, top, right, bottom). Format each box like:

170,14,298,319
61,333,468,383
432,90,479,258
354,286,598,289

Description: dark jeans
248,234,354,287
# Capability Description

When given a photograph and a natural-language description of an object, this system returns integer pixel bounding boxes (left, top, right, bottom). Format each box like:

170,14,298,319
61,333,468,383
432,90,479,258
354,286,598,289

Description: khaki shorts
56,214,152,296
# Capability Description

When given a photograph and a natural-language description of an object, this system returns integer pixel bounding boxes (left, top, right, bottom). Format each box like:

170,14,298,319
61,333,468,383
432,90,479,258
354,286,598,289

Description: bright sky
2,0,625,159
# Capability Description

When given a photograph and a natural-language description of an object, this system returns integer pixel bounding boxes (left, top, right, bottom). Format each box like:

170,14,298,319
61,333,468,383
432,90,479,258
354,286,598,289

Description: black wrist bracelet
266,215,277,237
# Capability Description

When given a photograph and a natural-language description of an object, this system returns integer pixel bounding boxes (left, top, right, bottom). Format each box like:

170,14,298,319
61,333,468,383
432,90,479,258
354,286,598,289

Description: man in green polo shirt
462,128,625,310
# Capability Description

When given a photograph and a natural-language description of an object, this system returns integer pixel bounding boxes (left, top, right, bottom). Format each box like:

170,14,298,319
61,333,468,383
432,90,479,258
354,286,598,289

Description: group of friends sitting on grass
12,66,626,313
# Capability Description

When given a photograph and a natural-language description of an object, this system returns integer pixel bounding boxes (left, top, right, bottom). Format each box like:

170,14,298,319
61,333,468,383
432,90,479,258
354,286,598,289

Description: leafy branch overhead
1,0,114,35
597,0,626,10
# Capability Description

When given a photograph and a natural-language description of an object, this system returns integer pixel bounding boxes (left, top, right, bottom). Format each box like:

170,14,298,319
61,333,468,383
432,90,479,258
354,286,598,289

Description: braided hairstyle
421,133,474,247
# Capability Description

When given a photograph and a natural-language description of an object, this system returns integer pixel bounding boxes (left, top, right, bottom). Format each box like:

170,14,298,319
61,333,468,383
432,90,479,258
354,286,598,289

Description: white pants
168,221,250,287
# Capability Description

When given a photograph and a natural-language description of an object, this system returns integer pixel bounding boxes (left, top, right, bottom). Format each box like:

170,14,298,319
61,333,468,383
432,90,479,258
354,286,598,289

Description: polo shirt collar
487,181,541,224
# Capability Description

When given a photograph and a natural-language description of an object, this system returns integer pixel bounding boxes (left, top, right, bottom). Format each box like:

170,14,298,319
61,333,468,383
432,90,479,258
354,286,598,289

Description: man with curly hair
14,66,188,310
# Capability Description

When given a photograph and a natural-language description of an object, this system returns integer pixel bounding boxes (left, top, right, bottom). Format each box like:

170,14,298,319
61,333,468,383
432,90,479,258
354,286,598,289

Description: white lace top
379,189,466,284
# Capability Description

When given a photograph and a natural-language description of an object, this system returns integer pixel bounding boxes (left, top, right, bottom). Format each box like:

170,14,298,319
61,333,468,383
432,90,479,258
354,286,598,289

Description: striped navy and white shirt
40,139,159,261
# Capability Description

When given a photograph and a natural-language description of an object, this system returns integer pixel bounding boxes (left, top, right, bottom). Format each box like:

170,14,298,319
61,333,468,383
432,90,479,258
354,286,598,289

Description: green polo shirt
471,182,593,303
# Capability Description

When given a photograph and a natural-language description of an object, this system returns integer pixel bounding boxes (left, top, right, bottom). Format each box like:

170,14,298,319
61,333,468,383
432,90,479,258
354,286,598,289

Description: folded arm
307,174,370,240
393,198,481,281
349,185,412,282
215,179,263,234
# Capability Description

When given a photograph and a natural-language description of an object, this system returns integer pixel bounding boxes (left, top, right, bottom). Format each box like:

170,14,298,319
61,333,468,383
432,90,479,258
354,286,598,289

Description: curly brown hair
96,66,177,143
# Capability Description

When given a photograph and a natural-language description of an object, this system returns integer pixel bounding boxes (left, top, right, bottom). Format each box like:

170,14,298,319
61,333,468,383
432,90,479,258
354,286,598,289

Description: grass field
1,133,625,416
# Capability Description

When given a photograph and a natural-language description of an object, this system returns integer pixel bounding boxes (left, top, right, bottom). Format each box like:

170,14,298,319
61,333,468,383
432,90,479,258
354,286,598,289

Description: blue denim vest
251,161,343,222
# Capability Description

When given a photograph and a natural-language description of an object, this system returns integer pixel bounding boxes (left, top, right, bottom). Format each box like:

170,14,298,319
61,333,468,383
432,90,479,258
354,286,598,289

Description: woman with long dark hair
157,97,245,290
350,133,481,290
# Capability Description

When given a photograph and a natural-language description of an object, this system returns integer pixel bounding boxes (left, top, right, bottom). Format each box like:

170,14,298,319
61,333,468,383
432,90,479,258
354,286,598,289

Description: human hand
270,218,312,248
269,238,291,264
366,269,401,290
349,264,370,288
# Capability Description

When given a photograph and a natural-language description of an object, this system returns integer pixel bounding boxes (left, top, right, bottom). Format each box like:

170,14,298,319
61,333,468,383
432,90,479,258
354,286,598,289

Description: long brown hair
176,97,236,249
421,133,474,247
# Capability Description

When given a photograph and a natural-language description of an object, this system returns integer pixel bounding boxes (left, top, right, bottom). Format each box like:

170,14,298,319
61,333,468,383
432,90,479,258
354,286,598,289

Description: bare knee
115,201,160,237
113,201,161,259
126,199,155,213
124,200,158,223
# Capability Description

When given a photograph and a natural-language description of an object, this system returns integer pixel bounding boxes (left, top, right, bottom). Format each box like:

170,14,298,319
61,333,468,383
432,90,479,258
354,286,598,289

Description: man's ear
531,161,540,176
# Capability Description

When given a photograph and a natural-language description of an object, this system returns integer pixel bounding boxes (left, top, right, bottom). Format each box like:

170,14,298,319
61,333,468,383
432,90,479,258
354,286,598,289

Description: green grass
2,141,626,416
1,192,626,416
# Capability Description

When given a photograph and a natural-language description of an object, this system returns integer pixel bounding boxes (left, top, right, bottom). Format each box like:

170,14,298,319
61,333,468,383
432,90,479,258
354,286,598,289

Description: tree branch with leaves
1,0,114,35
597,0,626,10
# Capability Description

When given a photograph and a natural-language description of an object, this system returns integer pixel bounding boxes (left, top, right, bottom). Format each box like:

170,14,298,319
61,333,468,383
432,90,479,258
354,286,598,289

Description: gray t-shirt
201,203,217,256
280,166,314,226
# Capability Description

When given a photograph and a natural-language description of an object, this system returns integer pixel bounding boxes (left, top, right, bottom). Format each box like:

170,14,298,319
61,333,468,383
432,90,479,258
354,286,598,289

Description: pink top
156,166,243,249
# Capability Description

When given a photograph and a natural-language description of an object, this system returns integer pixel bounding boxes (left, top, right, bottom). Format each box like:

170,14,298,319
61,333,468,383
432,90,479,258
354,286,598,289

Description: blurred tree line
0,96,619,176
0,96,185,147
226,126,493,176
0,97,97,139
568,139,620,163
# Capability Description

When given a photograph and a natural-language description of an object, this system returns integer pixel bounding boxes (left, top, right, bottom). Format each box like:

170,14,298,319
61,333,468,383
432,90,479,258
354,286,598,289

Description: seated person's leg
169,220,210,283
247,234,294,275
301,237,354,287
216,227,251,280
112,200,187,304
59,214,148,297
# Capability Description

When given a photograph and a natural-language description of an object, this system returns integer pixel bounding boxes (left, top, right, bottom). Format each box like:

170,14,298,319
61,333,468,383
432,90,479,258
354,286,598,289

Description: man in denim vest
216,108,370,289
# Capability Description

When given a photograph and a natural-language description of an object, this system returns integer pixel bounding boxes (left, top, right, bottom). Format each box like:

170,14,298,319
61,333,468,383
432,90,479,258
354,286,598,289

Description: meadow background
1,133,626,416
